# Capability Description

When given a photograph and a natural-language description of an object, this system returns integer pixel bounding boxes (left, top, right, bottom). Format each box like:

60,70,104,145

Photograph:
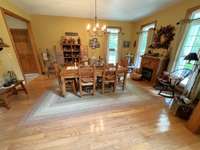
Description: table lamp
184,52,199,63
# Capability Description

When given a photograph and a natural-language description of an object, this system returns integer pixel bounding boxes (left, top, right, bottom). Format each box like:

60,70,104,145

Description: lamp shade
0,38,9,51
184,52,199,62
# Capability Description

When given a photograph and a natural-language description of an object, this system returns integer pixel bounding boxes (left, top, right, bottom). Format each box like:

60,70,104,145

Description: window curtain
188,62,200,100
171,22,190,71
104,34,109,63
134,31,148,68
184,20,200,98
190,68,200,100
146,28,155,53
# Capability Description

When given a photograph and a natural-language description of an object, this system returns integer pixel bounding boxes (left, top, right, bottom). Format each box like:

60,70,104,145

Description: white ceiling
10,0,182,21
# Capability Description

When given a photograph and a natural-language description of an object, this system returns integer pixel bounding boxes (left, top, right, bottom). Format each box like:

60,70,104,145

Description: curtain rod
176,18,200,25
136,28,156,34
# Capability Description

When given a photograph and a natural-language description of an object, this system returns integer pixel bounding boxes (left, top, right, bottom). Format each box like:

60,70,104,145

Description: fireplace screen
142,68,153,81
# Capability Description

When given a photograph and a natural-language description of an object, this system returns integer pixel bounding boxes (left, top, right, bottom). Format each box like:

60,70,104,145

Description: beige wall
132,0,200,70
31,15,134,62
0,0,30,81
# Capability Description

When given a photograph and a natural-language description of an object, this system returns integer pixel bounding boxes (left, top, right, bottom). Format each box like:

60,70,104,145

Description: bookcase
62,44,81,64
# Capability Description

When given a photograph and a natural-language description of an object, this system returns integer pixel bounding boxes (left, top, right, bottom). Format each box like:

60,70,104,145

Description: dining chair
78,65,96,97
157,68,192,98
53,62,76,95
102,64,118,94
117,62,128,90
53,62,62,88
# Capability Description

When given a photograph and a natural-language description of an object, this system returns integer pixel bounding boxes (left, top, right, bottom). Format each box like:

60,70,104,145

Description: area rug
22,82,160,124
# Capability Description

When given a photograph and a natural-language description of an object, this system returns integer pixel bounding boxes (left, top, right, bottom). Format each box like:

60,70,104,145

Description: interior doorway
3,10,41,82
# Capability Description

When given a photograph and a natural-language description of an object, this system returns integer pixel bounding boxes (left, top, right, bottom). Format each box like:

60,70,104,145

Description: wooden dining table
60,65,128,96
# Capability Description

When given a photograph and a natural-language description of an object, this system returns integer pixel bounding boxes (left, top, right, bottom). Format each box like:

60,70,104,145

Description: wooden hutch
62,44,81,64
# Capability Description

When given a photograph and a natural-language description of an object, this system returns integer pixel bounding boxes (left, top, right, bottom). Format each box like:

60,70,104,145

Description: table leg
20,81,28,94
123,73,127,91
1,93,10,109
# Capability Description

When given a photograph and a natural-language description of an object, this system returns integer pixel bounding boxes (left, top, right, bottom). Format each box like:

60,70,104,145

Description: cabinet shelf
62,42,81,64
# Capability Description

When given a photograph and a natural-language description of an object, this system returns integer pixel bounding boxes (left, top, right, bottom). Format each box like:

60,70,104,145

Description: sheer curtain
175,20,200,71
134,31,148,68
173,9,200,99
134,23,155,68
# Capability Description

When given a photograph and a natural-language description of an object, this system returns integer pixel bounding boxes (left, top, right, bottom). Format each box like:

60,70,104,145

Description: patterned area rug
22,81,160,124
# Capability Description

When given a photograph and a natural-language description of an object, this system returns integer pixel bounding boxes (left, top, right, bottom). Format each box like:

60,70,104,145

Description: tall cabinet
62,44,81,64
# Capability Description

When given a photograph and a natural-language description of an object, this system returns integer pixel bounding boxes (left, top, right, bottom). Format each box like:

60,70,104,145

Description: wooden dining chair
102,64,118,94
78,65,96,97
53,62,62,88
53,62,76,95
117,62,128,91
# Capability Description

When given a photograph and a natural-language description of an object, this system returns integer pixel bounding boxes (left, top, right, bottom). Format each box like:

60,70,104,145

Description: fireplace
140,55,169,84
142,67,153,81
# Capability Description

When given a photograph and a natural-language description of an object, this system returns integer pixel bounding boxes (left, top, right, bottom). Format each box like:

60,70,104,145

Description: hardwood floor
0,76,200,150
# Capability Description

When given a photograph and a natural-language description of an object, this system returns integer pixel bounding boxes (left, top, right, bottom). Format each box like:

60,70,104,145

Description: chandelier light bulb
93,27,97,32
85,0,107,36
86,24,91,31
101,24,106,31
96,23,100,29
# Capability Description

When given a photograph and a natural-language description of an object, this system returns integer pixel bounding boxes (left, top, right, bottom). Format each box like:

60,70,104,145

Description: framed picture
123,41,130,48
89,38,100,49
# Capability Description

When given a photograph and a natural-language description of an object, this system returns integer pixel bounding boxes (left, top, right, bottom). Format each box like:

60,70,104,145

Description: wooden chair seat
81,78,94,83
81,82,94,86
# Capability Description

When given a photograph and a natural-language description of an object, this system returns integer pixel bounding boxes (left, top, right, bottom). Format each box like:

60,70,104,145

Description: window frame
140,21,157,30
185,5,200,20
134,21,157,68
106,26,121,64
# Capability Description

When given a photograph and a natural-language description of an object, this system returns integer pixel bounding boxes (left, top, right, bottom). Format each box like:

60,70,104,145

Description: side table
0,80,28,109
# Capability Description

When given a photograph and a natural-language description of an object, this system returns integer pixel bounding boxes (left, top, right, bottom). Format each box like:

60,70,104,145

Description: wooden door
10,29,38,74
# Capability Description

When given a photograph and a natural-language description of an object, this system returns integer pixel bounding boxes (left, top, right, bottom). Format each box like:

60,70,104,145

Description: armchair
157,69,192,98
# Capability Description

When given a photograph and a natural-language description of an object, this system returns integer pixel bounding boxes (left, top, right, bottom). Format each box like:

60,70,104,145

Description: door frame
0,8,42,78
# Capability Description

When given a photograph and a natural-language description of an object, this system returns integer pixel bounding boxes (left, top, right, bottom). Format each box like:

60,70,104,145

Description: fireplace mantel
140,55,169,84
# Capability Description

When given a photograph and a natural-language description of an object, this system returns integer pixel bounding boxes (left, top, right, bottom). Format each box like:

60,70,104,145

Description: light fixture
0,38,9,51
86,0,107,37
184,52,199,63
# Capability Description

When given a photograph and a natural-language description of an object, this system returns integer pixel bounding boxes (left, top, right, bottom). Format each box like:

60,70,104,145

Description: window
134,23,155,68
106,27,120,64
174,9,200,85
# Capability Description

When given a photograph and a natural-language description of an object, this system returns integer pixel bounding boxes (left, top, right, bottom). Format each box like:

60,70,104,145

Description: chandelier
86,0,107,37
